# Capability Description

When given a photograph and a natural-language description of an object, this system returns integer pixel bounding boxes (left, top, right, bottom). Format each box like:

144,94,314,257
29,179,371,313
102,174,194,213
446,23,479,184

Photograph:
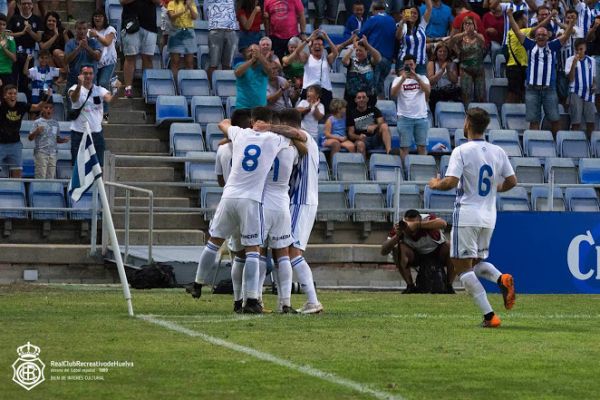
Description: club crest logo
12,342,45,391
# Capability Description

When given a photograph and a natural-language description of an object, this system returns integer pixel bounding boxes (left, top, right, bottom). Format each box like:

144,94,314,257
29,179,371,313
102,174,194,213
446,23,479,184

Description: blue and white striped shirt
565,54,596,102
523,37,562,86
501,1,530,45
558,26,584,71
576,2,600,35
400,20,428,65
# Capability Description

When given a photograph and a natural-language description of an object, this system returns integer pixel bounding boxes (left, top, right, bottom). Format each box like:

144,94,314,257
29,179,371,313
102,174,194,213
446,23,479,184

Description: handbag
123,16,140,34
68,86,93,121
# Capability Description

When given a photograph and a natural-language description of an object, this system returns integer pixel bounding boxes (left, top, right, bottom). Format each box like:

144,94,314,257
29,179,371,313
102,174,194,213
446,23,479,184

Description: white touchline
137,314,404,400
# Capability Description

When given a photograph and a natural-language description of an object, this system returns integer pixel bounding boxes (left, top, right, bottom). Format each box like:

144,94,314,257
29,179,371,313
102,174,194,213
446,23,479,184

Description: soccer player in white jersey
429,108,517,328
189,107,306,314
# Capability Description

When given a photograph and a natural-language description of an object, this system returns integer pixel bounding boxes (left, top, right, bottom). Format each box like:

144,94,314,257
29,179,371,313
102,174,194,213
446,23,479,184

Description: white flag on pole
68,125,102,202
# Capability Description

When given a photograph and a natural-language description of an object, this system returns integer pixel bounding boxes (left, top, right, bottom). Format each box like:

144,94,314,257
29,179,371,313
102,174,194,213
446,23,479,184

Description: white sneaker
297,302,323,314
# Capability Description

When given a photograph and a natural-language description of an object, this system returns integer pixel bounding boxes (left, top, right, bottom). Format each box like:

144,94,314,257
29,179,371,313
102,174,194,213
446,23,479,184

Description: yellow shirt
507,28,531,67
167,1,197,29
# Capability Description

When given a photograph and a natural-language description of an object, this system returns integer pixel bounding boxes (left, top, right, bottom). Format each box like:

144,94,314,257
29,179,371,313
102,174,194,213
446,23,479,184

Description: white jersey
263,145,299,210
215,142,233,183
445,140,515,229
289,131,319,206
222,126,291,202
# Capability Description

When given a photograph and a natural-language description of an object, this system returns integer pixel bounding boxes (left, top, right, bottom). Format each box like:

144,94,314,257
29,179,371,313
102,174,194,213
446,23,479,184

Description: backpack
415,258,447,294
212,279,234,294
130,263,177,289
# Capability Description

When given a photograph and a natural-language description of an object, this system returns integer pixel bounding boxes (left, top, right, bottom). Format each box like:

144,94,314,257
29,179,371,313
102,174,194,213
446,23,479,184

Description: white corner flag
69,124,134,317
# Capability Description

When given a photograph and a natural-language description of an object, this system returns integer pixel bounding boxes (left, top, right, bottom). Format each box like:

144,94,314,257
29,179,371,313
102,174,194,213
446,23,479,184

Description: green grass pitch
1,284,599,400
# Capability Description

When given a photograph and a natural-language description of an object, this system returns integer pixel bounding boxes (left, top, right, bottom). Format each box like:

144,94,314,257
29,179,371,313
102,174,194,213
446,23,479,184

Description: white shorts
209,198,264,247
121,27,158,56
290,204,317,251
450,226,494,260
263,208,294,249
227,232,243,253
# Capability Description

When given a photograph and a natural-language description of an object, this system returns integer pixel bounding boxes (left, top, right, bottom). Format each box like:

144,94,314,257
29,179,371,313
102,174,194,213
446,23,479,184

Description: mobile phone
404,65,411,73
403,9,411,19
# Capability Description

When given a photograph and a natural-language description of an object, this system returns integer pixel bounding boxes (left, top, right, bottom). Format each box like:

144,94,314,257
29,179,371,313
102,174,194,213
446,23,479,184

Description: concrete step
116,229,205,245
114,197,191,208
109,110,149,124
115,166,175,182
0,244,101,264
103,124,167,140
113,212,203,229
109,97,151,111
105,138,168,154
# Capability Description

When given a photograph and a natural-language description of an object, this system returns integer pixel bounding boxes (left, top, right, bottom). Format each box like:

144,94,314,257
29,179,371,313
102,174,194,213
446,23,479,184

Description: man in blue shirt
235,44,270,109
65,21,102,89
360,0,396,98
420,0,453,40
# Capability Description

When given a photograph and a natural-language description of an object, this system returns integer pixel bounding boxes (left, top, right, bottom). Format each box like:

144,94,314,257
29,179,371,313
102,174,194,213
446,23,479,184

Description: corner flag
68,128,102,202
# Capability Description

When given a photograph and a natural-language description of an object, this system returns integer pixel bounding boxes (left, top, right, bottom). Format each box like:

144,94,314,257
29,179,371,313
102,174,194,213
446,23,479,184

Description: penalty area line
137,314,404,400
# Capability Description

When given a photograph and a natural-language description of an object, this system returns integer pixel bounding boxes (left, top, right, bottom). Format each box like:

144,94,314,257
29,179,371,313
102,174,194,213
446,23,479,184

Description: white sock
258,255,268,302
473,261,502,283
195,241,219,284
460,271,493,315
231,256,245,302
291,256,318,304
277,256,292,307
243,252,260,300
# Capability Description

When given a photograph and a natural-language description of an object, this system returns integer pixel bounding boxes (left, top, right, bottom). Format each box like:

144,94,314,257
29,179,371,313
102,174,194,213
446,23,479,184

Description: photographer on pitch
381,209,455,294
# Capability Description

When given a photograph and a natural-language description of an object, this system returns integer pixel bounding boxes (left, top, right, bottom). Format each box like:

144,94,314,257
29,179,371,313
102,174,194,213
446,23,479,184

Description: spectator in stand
296,84,324,141
346,90,391,157
345,0,371,21
451,0,484,36
235,43,270,109
237,0,262,51
573,0,599,36
39,11,71,79
264,0,307,61
88,9,117,124
468,0,487,17
0,84,45,178
427,42,460,113
64,21,102,90
420,0,453,46
121,0,160,98
566,38,596,137
28,101,68,179
205,0,238,82
342,34,381,109
343,0,366,41
508,7,575,135
505,10,530,103
487,0,536,47
323,98,356,157
1,0,15,19
557,9,583,105
314,0,338,28
586,15,600,111
530,6,559,39
483,3,504,64
267,63,293,111
359,0,396,99
281,37,304,104
396,0,432,75
167,0,198,81
391,55,430,162
68,65,113,166
0,13,16,90
8,0,41,97
259,36,281,65
24,50,60,104
449,16,486,105
159,0,172,50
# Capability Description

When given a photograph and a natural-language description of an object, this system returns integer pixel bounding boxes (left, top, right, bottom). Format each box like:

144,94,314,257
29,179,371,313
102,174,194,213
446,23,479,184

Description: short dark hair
231,108,252,128
372,0,386,10
404,209,421,219
513,10,526,22
566,8,578,17
80,64,94,72
76,20,88,28
0,13,7,23
3,84,17,95
38,49,51,58
466,107,490,135
307,84,322,98
403,54,417,63
574,38,587,49
91,9,109,30
251,107,273,123
352,0,364,6
537,4,549,12
278,108,302,128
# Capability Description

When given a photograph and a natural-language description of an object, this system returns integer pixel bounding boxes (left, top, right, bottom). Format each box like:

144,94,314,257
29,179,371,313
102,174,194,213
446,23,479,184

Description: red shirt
237,8,262,32
482,11,504,44
452,11,484,35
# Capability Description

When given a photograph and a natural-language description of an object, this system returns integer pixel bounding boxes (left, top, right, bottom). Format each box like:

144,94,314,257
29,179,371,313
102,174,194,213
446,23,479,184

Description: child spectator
237,0,262,51
39,11,71,80
28,101,68,179
296,84,325,141
24,50,60,105
0,13,16,90
343,0,365,41
323,98,355,158
88,9,117,123
8,0,41,96
566,39,596,137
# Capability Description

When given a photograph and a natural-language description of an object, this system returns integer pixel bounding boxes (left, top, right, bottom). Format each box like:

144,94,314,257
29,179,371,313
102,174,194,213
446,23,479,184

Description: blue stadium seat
332,152,367,181
424,186,456,210
349,184,387,222
386,183,422,209
375,100,397,126
59,121,71,137
185,151,217,183
453,128,467,146
497,187,530,211
468,103,501,130
530,186,565,211
510,157,544,184
317,184,348,221
170,123,203,155
200,185,222,220
20,120,34,137
319,24,345,44
56,150,72,179
211,70,236,100
544,157,578,184
21,132,33,149
565,187,600,212
22,148,34,178
196,45,209,70
427,128,452,154
205,123,225,151
405,154,437,181
487,78,508,113
319,151,330,181
488,129,522,157
172,126,205,157
434,102,465,133
69,191,101,220
579,158,600,184
330,73,346,99
191,96,225,129
523,130,556,157
155,95,193,127
556,130,590,158
439,155,450,177
501,103,528,131
0,181,27,218
143,69,176,104
591,131,600,157
369,154,402,183
135,48,162,78
226,96,237,118
51,94,65,121
177,69,210,101
29,181,67,220
194,20,209,46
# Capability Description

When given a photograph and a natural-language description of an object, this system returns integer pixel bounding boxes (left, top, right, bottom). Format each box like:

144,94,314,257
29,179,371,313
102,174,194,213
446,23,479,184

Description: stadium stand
191,96,225,129
319,152,331,181
155,96,194,127
185,151,217,183
332,153,367,181
211,70,237,101
523,130,557,158
424,186,456,210
426,128,452,154
556,130,590,158
205,123,225,152
143,69,176,104
317,184,349,222
405,155,437,181
0,181,27,219
530,186,565,211
489,129,522,157
510,157,545,184
386,183,422,209
565,187,600,211
349,184,387,222
501,103,528,131
200,186,223,221
579,158,600,184
544,157,578,184
497,186,530,211
170,123,203,155
434,102,465,133
369,154,402,183
29,182,67,220
177,69,211,101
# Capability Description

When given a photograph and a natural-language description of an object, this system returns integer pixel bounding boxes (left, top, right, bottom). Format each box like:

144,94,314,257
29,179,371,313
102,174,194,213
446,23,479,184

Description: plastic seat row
0,149,72,179
498,186,599,211
155,95,228,129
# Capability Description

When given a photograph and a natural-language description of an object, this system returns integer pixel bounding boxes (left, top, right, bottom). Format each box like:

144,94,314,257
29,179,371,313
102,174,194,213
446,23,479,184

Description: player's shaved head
278,108,302,128
251,107,274,123
231,109,252,128
465,108,490,137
